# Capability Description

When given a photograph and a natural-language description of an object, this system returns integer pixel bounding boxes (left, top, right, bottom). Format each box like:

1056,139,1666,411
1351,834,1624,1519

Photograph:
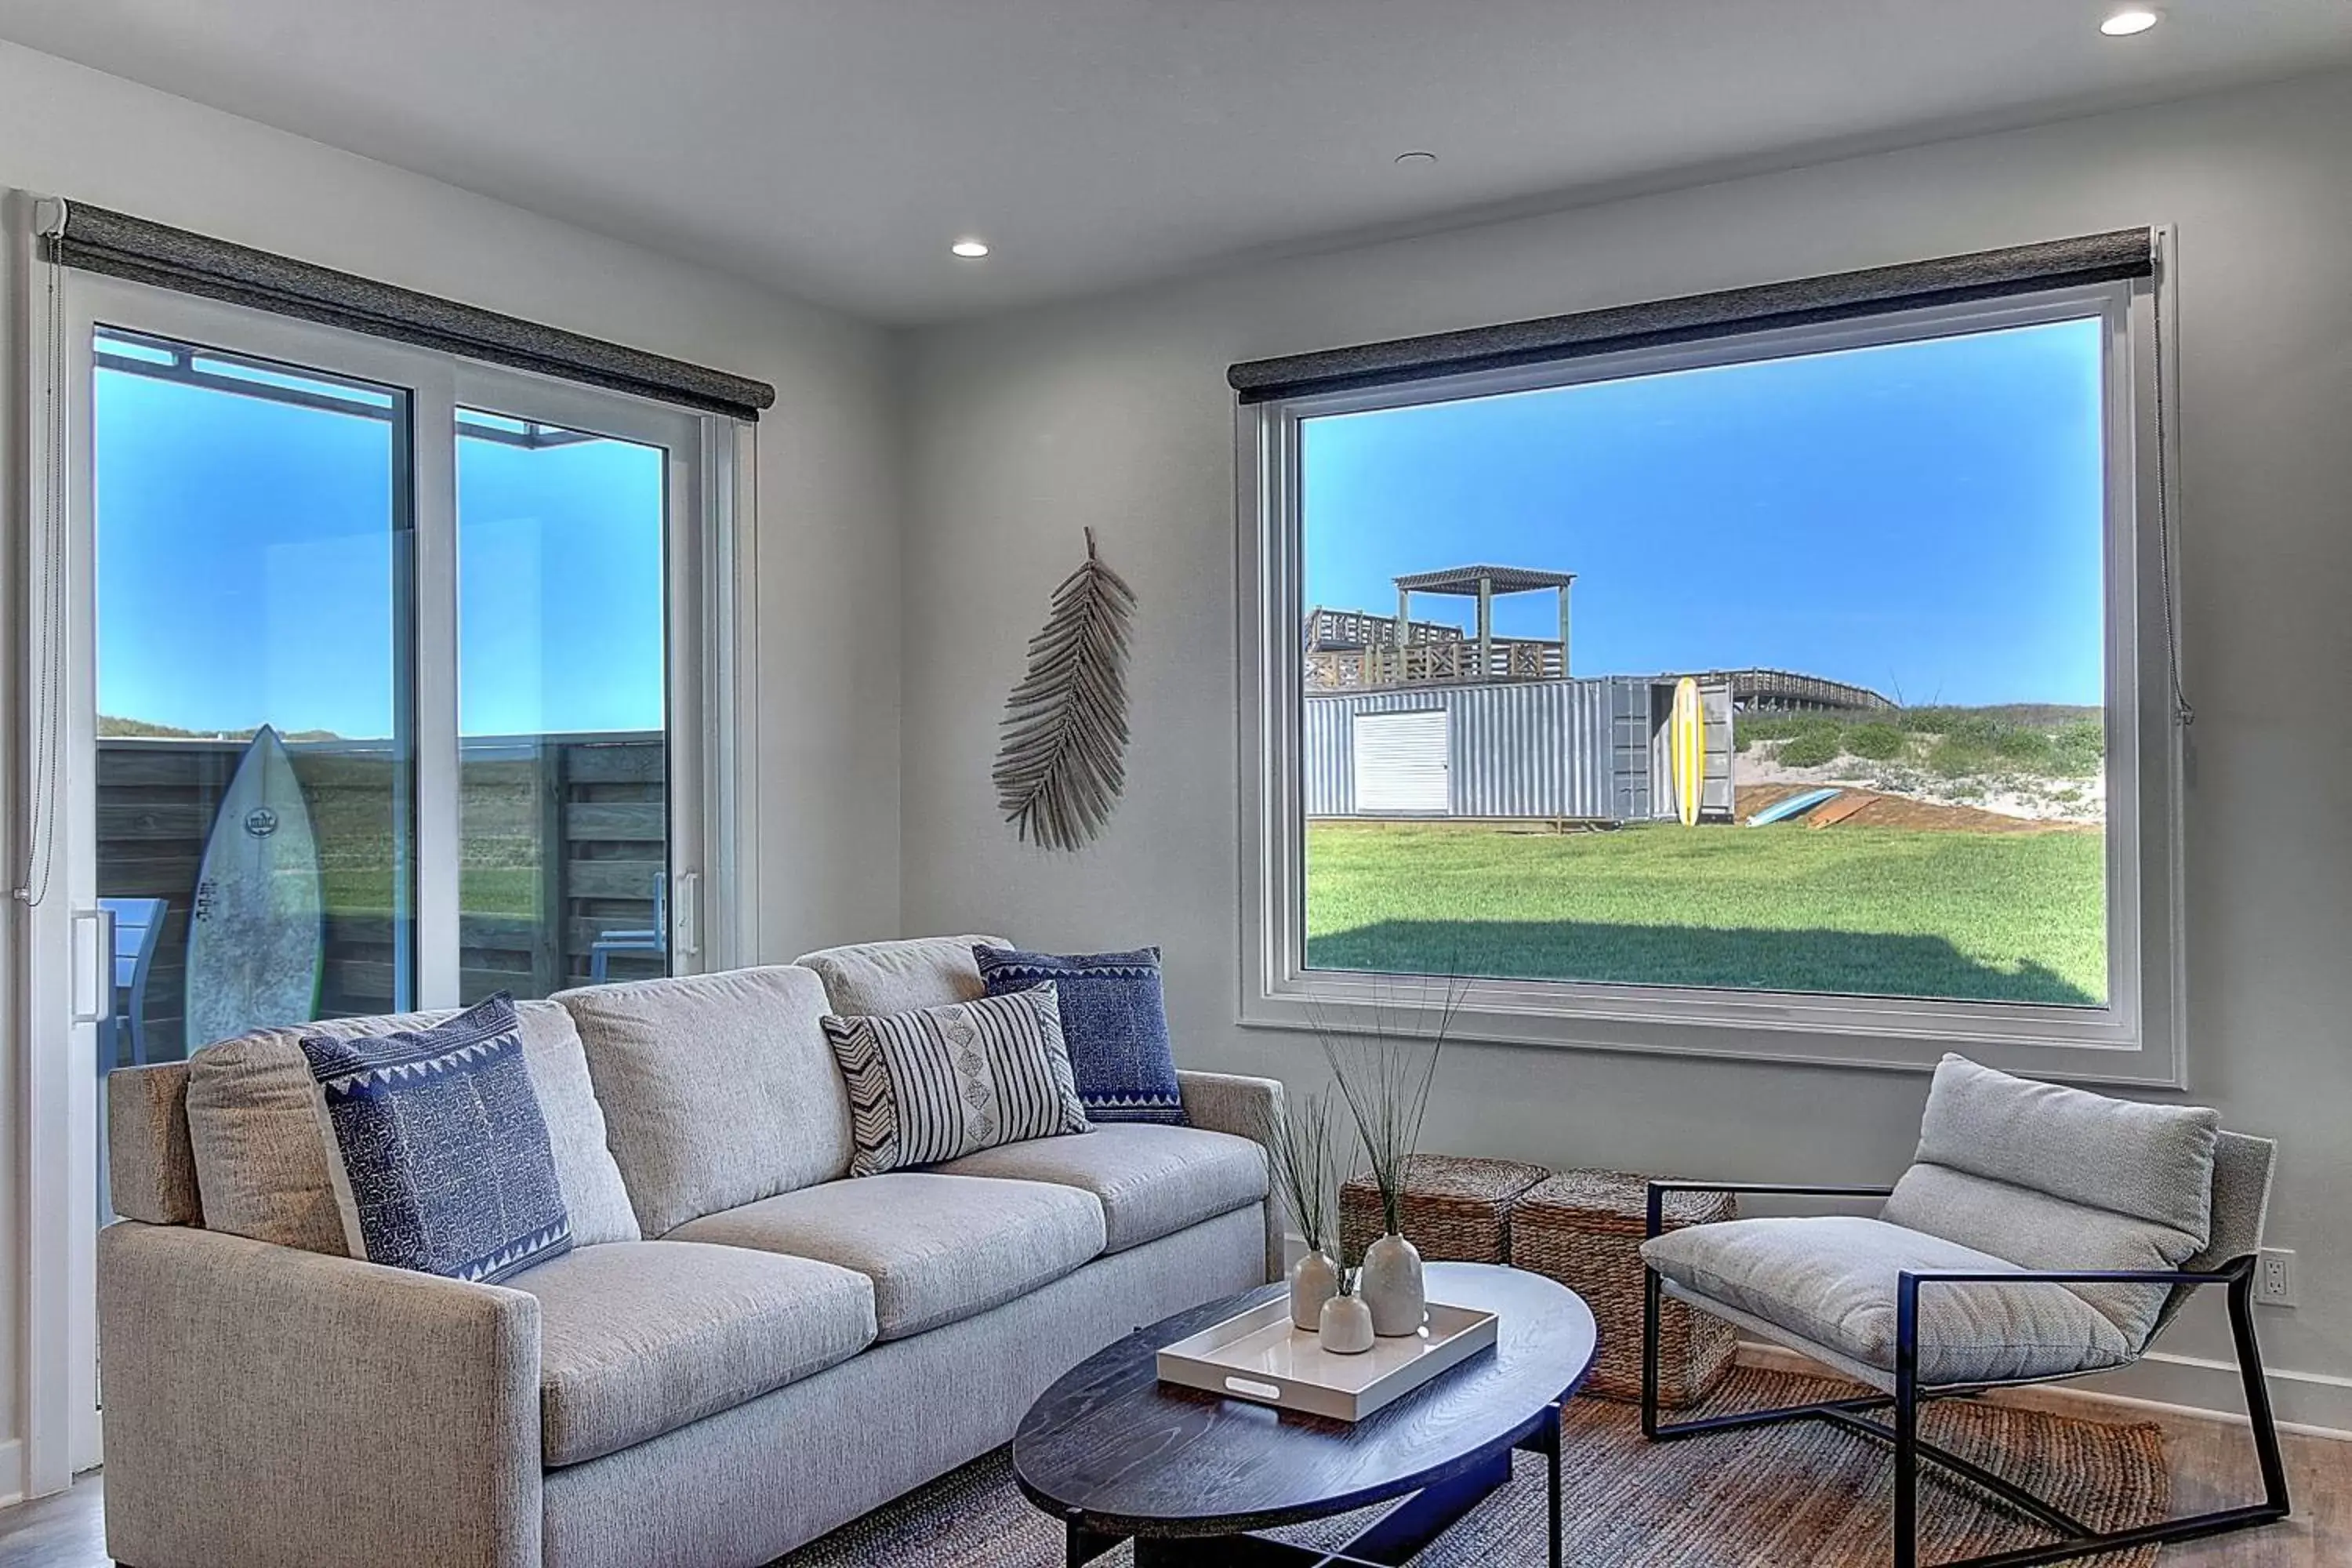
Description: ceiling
4,1,2349,325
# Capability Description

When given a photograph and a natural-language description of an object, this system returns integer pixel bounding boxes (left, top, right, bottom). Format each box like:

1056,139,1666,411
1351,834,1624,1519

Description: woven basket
1511,1169,1737,1406
1339,1154,1553,1265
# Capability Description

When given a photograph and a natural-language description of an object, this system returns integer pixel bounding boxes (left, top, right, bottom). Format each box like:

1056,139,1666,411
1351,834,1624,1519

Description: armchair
1637,1056,2288,1568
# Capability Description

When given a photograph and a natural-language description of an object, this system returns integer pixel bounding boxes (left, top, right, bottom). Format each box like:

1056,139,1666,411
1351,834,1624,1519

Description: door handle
672,870,701,961
72,906,116,1026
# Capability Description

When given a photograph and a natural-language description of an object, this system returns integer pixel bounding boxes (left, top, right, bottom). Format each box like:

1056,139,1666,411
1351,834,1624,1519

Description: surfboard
1670,677,1706,827
184,725,325,1048
1746,786,1841,827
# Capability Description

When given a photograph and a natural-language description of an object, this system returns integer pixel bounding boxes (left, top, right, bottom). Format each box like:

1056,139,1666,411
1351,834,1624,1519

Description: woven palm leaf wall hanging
993,528,1137,851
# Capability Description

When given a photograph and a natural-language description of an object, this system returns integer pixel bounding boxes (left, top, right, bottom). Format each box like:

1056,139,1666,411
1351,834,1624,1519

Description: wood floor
3,1413,2344,1566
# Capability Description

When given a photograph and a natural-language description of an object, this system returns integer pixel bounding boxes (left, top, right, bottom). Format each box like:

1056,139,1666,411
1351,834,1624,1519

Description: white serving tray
1155,1298,1499,1421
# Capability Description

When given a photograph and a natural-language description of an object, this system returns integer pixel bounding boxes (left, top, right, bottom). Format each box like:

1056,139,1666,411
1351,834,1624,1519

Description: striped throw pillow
822,983,1091,1176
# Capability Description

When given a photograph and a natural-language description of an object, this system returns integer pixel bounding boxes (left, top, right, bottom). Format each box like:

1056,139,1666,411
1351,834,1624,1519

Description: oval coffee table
1014,1261,1597,1567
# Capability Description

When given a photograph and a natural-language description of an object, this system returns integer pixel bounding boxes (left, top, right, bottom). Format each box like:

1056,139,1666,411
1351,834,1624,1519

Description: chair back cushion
793,935,1009,1016
557,965,853,1236
1882,1054,2220,1349
1904,1055,2220,1236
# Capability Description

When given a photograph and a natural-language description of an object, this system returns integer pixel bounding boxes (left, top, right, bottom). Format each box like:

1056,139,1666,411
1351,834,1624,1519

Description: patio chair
588,873,668,982
1639,1054,2288,1568
100,895,169,1069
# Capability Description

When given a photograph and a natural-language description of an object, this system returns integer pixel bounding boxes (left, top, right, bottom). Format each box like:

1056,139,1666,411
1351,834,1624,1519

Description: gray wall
899,69,2352,1425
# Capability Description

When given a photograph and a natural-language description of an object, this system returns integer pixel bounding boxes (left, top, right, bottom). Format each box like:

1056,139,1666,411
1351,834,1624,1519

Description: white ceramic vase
1359,1232,1427,1337
1318,1292,1374,1355
1288,1248,1341,1331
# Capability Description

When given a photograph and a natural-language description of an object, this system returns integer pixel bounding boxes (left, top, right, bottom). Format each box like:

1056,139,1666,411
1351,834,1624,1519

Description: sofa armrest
99,1221,543,1568
1177,1069,1286,1283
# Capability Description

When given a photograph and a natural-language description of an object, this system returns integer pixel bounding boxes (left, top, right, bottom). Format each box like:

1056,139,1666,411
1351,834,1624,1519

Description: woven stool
1511,1170,1737,1405
1338,1154,1552,1265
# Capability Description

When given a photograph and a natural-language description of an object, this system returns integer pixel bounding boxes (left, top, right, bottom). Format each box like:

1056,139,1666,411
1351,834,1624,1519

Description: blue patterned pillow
299,993,572,1283
975,946,1185,1125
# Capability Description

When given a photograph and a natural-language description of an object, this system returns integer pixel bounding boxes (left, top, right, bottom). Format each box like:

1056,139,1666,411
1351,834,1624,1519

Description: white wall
901,69,2352,1426
0,38,904,1497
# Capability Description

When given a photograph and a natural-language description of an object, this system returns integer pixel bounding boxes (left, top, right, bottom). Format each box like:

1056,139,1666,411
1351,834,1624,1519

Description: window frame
1236,276,2187,1087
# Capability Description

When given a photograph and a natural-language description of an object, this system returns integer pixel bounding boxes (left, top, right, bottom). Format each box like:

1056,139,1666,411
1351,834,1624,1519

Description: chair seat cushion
932,1124,1267,1253
1642,1215,2137,1387
666,1172,1106,1340
510,1240,877,1467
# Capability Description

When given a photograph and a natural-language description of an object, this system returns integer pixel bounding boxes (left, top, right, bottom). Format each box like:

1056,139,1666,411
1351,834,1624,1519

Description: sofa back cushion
185,999,640,1254
793,935,1008,1016
557,965,851,1236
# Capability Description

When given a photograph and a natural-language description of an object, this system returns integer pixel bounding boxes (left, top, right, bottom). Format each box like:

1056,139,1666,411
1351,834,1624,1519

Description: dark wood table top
1012,1261,1597,1538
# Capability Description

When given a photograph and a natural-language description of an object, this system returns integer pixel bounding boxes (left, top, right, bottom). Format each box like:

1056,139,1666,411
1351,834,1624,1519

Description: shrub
1843,722,1907,761
1773,728,1844,768
1994,728,2056,769
1928,735,1994,778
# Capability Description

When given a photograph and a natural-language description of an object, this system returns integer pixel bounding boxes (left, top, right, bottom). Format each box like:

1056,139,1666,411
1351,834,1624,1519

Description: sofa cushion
509,1240,877,1467
1642,1215,2137,1387
793,935,1008,1016
556,966,851,1237
300,995,572,1283
666,1172,1105,1341
975,946,1185,1125
822,986,1091,1177
933,1124,1266,1254
185,1000,639,1255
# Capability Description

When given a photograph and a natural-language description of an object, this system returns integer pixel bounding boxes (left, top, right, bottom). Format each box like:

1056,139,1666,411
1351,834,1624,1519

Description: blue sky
1302,317,2107,707
95,365,666,739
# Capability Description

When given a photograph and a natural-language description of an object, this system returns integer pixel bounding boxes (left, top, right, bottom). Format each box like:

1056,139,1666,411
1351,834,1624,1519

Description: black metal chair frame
1639,1180,2292,1568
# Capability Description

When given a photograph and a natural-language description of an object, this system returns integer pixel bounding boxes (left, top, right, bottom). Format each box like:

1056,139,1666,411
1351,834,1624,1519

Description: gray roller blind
41,199,775,422
1229,229,2154,405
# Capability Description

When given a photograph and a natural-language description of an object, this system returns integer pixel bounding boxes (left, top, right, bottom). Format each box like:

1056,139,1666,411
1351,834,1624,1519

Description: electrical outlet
2257,1248,2297,1308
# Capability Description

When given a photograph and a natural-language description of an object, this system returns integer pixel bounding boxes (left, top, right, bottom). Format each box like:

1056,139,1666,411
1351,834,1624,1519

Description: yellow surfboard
1671,677,1706,827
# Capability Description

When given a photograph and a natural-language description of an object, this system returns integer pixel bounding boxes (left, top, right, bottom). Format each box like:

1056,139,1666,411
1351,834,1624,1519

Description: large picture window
1238,261,2185,1081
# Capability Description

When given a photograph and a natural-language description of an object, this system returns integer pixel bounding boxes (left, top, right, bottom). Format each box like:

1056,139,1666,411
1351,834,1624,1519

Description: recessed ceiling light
2100,9,2160,35
1395,151,1438,166
949,238,990,259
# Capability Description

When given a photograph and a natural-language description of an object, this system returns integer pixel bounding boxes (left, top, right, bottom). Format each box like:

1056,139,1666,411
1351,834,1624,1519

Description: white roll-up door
1353,710,1450,814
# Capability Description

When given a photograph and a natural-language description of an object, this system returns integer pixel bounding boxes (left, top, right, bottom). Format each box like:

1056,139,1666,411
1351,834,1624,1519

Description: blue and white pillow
299,993,572,1283
975,946,1185,1125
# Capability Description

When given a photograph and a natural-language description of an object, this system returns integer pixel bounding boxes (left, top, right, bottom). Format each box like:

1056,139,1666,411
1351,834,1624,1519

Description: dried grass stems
1312,971,1468,1238
1254,1087,1338,1257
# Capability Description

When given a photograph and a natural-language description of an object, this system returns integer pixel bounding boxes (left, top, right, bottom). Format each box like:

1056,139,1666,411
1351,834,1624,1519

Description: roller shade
1229,228,2155,405
39,199,775,422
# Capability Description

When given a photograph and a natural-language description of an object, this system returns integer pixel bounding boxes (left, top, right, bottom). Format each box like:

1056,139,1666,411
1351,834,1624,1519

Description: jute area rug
777,1368,2168,1567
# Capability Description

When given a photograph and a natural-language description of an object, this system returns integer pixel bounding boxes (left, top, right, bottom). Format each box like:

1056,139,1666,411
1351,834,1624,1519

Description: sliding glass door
53,285,711,1435
456,408,677,1000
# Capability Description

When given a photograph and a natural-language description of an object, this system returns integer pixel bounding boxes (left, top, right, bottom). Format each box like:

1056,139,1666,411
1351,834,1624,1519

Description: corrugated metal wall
1304,679,1655,820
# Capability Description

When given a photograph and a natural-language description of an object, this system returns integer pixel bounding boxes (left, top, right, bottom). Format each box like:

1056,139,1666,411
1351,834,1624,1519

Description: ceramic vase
1317,1292,1374,1355
1288,1248,1340,1331
1359,1232,1427,1337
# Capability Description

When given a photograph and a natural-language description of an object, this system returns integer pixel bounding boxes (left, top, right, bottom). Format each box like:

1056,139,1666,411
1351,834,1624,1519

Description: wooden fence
97,731,666,1063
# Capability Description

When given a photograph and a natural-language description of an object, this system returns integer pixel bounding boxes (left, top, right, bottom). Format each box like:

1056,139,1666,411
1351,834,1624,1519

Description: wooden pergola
1392,564,1576,679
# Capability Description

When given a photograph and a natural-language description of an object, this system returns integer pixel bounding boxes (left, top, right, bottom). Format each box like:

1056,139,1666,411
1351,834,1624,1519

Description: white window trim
1236,270,2187,1087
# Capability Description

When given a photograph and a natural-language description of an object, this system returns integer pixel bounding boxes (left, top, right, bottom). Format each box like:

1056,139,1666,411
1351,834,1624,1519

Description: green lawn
1305,820,2107,1005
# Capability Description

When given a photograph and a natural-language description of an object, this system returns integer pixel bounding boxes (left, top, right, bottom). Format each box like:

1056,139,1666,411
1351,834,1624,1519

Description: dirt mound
1734,784,2092,834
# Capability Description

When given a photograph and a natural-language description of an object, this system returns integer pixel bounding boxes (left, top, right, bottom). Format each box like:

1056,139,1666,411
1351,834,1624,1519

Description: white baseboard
0,1438,22,1509
1734,1340,2352,1442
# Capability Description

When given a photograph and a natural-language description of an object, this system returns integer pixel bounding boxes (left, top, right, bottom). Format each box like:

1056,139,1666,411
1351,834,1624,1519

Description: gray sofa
96,937,1282,1568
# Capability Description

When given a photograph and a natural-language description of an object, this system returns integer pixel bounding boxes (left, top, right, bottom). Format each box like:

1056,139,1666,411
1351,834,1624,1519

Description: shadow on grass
1306,920,2101,1007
